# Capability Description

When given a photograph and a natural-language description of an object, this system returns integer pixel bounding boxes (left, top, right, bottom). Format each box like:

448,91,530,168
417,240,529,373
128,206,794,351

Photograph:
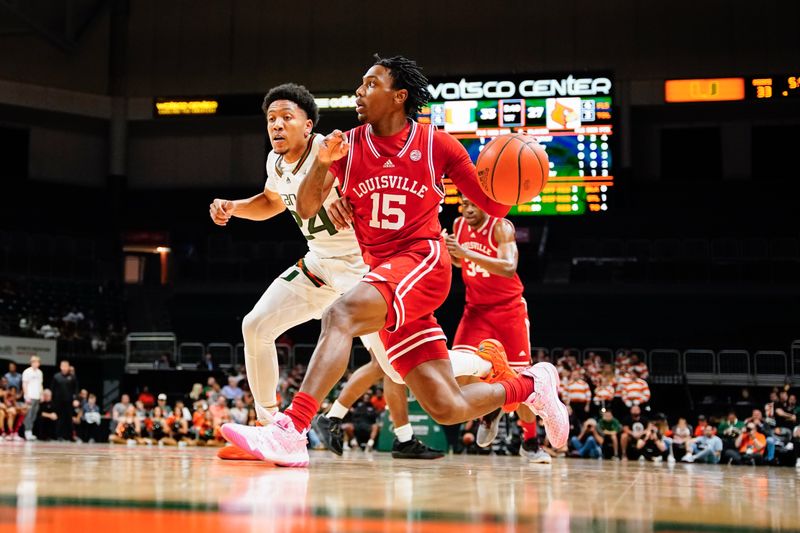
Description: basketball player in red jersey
219,55,568,466
445,196,551,463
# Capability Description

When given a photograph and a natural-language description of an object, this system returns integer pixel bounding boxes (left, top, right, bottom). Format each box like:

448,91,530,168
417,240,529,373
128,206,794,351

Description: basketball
475,134,549,206
462,432,475,445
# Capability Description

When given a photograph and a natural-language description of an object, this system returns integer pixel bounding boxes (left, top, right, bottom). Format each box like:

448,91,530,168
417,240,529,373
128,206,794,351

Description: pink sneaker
522,362,569,449
220,412,309,467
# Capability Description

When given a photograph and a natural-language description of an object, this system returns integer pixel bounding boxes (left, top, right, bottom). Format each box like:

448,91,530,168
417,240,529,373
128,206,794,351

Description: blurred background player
444,196,550,463
220,55,568,467
209,82,440,460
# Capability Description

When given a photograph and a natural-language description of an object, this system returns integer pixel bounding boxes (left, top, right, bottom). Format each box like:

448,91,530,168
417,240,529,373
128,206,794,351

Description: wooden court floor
1,442,798,532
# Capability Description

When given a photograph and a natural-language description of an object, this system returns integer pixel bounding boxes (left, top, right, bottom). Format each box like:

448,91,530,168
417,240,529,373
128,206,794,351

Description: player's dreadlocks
372,54,430,117
262,83,319,126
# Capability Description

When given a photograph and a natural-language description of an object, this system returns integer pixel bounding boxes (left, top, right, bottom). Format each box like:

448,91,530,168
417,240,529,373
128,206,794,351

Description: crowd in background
2,350,798,467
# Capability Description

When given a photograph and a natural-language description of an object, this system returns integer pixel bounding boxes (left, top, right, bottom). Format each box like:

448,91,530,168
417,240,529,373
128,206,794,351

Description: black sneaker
391,437,445,459
312,414,344,456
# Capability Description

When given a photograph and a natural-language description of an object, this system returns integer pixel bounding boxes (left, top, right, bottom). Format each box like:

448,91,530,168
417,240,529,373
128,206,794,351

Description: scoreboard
418,73,614,215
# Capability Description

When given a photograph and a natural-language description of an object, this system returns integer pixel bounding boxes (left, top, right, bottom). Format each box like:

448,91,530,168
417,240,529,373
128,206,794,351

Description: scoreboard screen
418,73,614,215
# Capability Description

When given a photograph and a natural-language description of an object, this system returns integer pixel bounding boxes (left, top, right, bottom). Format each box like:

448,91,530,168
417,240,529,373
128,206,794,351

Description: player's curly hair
372,54,430,117
262,83,319,126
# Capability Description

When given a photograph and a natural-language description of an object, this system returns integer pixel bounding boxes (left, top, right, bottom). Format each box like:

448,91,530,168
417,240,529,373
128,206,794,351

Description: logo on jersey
383,160,395,168
409,149,422,162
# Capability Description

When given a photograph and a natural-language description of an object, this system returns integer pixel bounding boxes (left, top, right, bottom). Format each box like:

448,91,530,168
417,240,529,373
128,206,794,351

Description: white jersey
265,134,362,259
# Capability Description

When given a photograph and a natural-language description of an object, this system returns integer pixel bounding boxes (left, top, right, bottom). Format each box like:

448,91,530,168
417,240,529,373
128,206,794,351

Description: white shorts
270,250,404,384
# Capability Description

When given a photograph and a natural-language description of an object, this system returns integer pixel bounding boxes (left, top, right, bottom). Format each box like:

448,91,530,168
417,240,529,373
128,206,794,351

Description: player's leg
382,375,444,459
312,357,382,455
220,282,386,466
241,264,338,424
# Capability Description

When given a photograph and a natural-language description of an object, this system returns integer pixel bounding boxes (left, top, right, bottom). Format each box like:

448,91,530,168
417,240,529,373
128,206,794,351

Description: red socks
284,392,319,432
499,374,535,407
520,420,538,441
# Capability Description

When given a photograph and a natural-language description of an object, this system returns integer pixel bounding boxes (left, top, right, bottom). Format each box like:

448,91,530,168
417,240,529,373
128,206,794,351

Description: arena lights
155,100,219,115
664,78,745,103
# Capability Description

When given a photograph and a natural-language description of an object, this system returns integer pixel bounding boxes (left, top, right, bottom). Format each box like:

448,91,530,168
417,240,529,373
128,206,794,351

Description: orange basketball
475,134,549,206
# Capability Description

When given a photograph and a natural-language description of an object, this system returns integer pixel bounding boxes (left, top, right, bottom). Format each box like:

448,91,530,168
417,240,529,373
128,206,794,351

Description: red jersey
331,120,508,264
454,216,524,306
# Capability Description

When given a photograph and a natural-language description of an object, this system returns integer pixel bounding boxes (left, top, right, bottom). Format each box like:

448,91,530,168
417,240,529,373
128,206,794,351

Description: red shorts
452,297,531,368
362,239,451,378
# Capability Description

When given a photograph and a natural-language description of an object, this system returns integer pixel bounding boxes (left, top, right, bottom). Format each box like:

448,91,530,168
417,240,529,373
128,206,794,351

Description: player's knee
321,300,358,334
242,308,278,341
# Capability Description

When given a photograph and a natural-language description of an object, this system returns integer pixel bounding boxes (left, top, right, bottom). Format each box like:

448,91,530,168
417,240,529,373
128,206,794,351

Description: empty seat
649,349,681,376
684,349,715,384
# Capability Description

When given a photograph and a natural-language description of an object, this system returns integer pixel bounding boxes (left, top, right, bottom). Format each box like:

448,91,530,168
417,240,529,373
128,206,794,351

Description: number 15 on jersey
369,193,406,230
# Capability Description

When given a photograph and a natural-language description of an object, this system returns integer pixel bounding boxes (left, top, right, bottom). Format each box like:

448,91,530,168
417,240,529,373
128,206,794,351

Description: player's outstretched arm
296,130,348,219
446,219,518,278
209,189,286,226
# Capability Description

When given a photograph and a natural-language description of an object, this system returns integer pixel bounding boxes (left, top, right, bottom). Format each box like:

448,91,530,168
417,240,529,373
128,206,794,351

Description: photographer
682,425,722,463
636,421,668,461
569,418,604,458
723,423,766,465
598,409,622,459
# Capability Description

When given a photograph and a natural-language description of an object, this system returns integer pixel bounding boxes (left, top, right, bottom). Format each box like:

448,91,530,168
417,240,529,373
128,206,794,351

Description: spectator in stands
111,394,131,429
167,406,194,446
79,393,103,443
35,389,58,441
229,398,248,425
188,383,204,403
723,423,766,465
682,425,723,464
155,394,172,415
566,369,591,419
598,409,621,459
153,353,171,369
110,405,144,445
221,376,244,402
718,410,745,451
593,376,615,412
62,308,85,324
229,365,245,386
38,321,60,339
90,332,107,353
693,415,715,437
51,360,77,441
623,368,651,408
209,395,231,427
343,393,380,452
570,418,603,458
671,417,693,458
201,352,216,371
629,354,649,381
4,362,21,391
370,388,386,413
137,386,155,409
21,355,43,441
1,386,25,440
145,406,173,445
204,377,221,403
621,405,648,460
636,421,668,461
775,389,797,429
77,388,89,409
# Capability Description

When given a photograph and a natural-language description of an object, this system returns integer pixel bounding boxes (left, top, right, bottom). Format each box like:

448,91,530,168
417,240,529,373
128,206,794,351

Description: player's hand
445,234,466,259
328,196,353,230
210,198,235,226
318,130,349,164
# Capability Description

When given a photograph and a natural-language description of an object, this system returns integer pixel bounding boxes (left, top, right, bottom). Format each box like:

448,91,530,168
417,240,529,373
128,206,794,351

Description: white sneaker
25,431,36,441
524,449,552,464
220,412,309,467
476,408,502,448
365,439,374,452
178,441,187,448
682,453,694,463
126,439,137,447
521,363,569,449
667,455,676,464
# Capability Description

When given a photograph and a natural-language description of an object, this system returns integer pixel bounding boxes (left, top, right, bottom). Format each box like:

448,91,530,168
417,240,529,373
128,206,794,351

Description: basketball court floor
1,443,798,532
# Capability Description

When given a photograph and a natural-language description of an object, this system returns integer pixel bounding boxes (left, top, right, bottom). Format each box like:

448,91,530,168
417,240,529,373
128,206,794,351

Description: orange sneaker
217,444,259,461
476,339,520,412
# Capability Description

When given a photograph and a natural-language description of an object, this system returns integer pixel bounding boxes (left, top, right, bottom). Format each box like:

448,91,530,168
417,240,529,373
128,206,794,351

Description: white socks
394,423,413,443
327,400,349,420
255,402,277,424
449,350,492,378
